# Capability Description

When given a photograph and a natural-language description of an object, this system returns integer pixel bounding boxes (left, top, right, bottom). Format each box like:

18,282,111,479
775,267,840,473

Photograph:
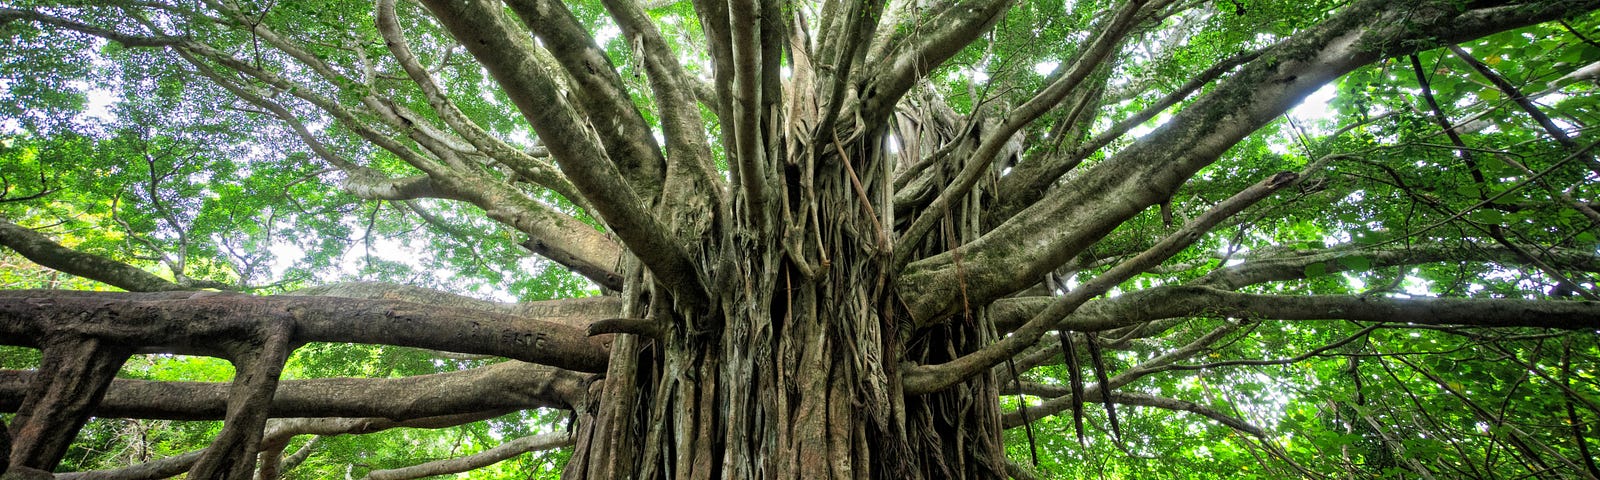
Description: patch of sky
594,24,622,47
1032,60,1059,76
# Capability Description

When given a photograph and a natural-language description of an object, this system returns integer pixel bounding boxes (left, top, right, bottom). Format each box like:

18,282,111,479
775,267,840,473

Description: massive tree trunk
3,0,1600,479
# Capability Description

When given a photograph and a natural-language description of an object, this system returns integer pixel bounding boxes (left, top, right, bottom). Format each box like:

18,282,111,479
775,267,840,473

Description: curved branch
601,0,728,225
1001,387,1270,438
0,7,182,48
903,172,1299,394
53,413,507,480
75,8,627,288
418,0,707,307
892,0,1149,265
363,433,573,480
502,0,668,201
895,0,1600,326
80,14,626,286
995,48,1266,217
855,0,1010,128
0,219,187,292
373,0,582,204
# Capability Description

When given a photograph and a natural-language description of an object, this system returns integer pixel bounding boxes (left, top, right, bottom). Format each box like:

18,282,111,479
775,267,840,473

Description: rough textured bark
0,362,584,421
895,0,1600,324
0,291,612,373
6,337,133,472
0,219,186,293
3,0,1599,479
186,318,294,480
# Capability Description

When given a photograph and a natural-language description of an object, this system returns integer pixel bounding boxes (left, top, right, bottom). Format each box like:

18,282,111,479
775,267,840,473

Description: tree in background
2,0,1600,478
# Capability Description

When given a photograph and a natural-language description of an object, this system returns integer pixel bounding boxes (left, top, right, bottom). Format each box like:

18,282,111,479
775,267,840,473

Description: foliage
2,0,1599,479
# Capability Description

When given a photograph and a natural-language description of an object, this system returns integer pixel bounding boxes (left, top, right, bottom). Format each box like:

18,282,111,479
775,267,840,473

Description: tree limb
995,48,1265,217
1001,387,1270,438
373,0,585,206
53,413,509,480
893,0,1149,265
903,172,1298,394
854,0,1010,128
993,284,1600,335
895,0,1600,325
0,291,612,373
1,361,585,421
0,219,187,292
418,0,708,307
1195,244,1600,290
601,0,728,220
363,433,573,480
502,0,668,200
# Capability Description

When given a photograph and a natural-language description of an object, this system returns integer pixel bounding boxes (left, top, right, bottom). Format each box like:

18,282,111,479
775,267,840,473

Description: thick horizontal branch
288,281,622,333
341,173,467,202
0,361,585,420
1196,244,1600,290
993,285,1600,334
586,318,663,338
1193,289,1600,329
0,291,612,372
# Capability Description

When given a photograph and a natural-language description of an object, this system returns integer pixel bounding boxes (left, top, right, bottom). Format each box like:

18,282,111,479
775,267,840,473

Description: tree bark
3,1,1600,479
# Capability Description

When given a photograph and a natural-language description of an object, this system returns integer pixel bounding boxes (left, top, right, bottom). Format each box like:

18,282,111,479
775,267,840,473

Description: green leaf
1470,209,1506,225
1338,255,1373,272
